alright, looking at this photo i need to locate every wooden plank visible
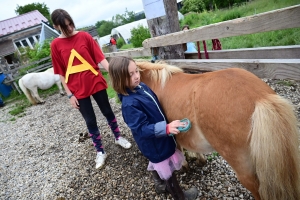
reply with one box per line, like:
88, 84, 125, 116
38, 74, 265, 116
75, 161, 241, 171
185, 45, 300, 59
20, 56, 51, 68
6, 74, 21, 94
143, 5, 300, 48
105, 48, 151, 58
26, 62, 52, 73
165, 59, 300, 80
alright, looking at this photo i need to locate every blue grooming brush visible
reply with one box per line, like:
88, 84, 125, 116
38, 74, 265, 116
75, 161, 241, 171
169, 118, 191, 136
177, 118, 191, 132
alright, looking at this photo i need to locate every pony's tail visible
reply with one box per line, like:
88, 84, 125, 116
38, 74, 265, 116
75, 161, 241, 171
250, 94, 300, 200
18, 78, 37, 105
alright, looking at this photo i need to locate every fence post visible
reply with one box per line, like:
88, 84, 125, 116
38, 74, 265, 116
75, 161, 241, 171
6, 74, 22, 94
144, 0, 185, 60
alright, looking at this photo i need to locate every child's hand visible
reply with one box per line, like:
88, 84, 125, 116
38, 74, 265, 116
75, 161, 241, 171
168, 120, 186, 135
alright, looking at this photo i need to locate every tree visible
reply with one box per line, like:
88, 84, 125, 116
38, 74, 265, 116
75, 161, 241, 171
97, 21, 116, 36
95, 20, 107, 29
130, 25, 151, 48
180, 0, 206, 14
15, 3, 51, 24
112, 8, 135, 26
95, 8, 136, 36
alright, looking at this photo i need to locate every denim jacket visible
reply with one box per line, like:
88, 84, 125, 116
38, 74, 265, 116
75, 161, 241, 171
119, 82, 176, 163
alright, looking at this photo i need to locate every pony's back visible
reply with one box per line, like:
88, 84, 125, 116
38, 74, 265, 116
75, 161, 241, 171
137, 62, 300, 200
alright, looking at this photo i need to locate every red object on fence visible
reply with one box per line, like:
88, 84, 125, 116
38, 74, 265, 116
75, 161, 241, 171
197, 41, 201, 59
203, 41, 209, 59
212, 39, 222, 50
197, 39, 222, 59
196, 41, 209, 59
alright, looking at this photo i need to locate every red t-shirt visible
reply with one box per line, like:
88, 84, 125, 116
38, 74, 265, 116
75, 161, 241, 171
51, 31, 107, 99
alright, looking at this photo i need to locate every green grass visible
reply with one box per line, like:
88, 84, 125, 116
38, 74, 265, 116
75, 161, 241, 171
120, 43, 134, 50
180, 0, 300, 49
207, 152, 219, 161
102, 72, 117, 99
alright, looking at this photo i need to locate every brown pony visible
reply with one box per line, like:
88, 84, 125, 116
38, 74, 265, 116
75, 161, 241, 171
136, 61, 300, 200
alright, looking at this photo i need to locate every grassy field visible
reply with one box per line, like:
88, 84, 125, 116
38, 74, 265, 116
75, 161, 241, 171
2, 0, 299, 117
121, 0, 300, 50
180, 0, 300, 50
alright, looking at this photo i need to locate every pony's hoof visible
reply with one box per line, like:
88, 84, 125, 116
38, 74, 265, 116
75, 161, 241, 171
196, 159, 207, 167
38, 101, 45, 104
181, 164, 190, 172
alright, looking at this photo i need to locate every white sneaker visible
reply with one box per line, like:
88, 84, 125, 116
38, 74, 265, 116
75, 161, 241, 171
95, 152, 107, 169
115, 137, 132, 149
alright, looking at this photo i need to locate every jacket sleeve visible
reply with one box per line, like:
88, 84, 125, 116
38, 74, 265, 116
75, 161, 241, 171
122, 103, 167, 139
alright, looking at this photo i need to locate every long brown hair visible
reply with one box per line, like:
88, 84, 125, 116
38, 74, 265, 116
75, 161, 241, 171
51, 9, 75, 37
109, 56, 135, 95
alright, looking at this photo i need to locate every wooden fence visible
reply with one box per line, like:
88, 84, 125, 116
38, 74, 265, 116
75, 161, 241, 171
0, 56, 52, 94
1, 5, 300, 96
105, 5, 300, 81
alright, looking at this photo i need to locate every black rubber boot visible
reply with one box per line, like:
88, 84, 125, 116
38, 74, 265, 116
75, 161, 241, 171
151, 171, 167, 194
165, 173, 185, 200
165, 173, 198, 200
183, 187, 198, 200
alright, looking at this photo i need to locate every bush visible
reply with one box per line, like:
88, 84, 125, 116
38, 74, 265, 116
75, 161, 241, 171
28, 38, 52, 61
16, 38, 54, 75
180, 0, 207, 14
180, 0, 248, 14
130, 25, 151, 48
221, 10, 242, 21
117, 37, 125, 49
181, 13, 200, 27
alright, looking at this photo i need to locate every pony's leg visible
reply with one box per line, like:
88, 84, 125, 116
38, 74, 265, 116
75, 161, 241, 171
195, 153, 206, 167
185, 151, 207, 167
56, 81, 64, 95
235, 168, 260, 199
223, 154, 260, 199
29, 87, 44, 104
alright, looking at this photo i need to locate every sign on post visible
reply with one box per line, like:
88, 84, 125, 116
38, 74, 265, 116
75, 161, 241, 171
142, 0, 166, 20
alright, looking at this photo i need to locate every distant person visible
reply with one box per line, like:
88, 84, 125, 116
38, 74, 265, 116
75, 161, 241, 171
182, 25, 197, 53
0, 97, 4, 107
50, 9, 132, 170
110, 36, 117, 52
109, 56, 198, 200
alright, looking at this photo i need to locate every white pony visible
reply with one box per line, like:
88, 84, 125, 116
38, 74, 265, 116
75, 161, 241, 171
18, 67, 64, 105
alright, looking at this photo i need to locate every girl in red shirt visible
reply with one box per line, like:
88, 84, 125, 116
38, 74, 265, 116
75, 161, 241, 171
50, 9, 132, 169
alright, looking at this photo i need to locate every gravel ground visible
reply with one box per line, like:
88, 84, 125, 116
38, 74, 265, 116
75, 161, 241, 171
0, 78, 299, 200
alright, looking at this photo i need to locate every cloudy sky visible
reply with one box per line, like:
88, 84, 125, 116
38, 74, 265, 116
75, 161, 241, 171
0, 0, 145, 28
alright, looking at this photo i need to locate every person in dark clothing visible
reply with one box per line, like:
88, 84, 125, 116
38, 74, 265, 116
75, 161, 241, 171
50, 9, 131, 170
108, 56, 198, 200
0, 97, 4, 107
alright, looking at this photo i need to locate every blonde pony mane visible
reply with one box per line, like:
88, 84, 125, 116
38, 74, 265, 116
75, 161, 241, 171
136, 61, 183, 88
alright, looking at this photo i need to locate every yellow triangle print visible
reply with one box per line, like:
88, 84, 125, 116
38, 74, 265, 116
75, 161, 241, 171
65, 49, 99, 83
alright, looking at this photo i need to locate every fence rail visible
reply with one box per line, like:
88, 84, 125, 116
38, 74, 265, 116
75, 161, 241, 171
1, 56, 52, 94
104, 5, 300, 80
1, 5, 300, 96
